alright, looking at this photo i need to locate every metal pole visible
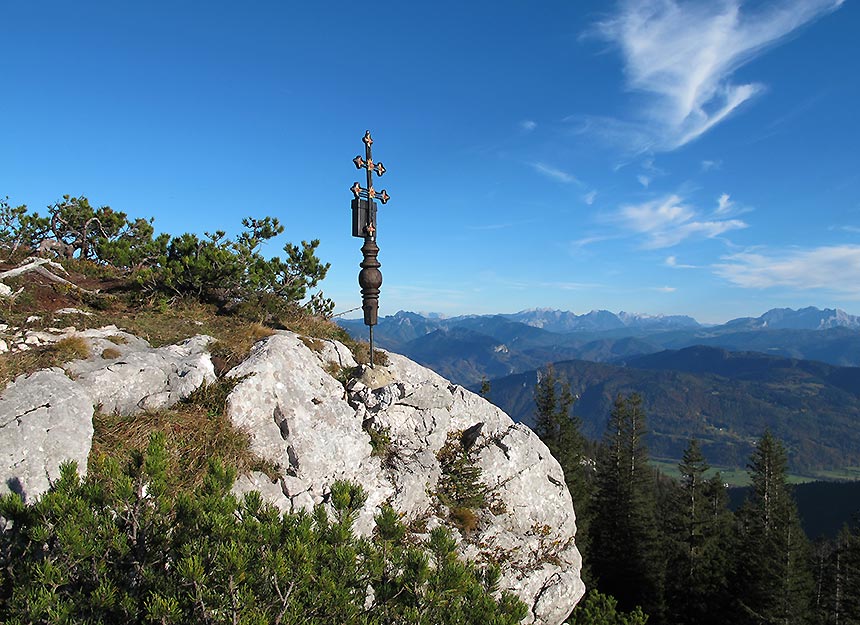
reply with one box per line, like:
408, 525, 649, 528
350, 130, 390, 370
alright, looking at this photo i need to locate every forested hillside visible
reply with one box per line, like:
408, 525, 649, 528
483, 346, 860, 475
530, 370, 860, 625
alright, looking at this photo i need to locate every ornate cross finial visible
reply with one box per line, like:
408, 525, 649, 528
351, 130, 390, 205
349, 130, 391, 367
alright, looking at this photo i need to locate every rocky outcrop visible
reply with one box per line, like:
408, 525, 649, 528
228, 332, 584, 624
0, 327, 584, 624
67, 332, 216, 414
0, 369, 93, 502
0, 328, 216, 500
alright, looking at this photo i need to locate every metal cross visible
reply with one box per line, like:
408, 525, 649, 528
351, 130, 390, 236
350, 130, 391, 367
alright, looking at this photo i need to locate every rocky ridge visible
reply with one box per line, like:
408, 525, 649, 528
0, 327, 584, 624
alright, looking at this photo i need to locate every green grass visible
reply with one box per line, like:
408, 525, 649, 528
651, 458, 860, 487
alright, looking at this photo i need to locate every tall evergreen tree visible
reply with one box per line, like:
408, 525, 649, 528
734, 431, 814, 625
813, 523, 860, 625
590, 394, 664, 622
665, 439, 734, 625
533, 365, 593, 576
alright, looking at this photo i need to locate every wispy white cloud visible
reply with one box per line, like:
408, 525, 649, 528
665, 255, 699, 269
829, 225, 860, 234
716, 193, 733, 214
713, 192, 754, 218
701, 159, 722, 172
530, 162, 581, 185
653, 286, 677, 293
571, 233, 617, 249
520, 119, 537, 132
588, 0, 843, 152
583, 190, 598, 205
612, 194, 747, 248
714, 244, 860, 296
637, 174, 651, 188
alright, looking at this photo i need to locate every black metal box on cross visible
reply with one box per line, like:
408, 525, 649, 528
351, 198, 377, 239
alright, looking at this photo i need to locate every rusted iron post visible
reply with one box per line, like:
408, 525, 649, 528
350, 130, 390, 367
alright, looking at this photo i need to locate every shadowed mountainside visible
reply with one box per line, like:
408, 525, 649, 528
481, 346, 860, 476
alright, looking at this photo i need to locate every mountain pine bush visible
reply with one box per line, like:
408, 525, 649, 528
0, 435, 527, 625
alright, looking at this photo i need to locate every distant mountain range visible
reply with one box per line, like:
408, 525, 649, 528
339, 307, 860, 386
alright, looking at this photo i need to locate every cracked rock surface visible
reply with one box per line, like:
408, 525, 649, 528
67, 332, 216, 414
0, 326, 584, 623
0, 369, 93, 501
0, 328, 217, 501
227, 332, 584, 625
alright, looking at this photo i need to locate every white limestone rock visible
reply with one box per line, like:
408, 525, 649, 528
227, 333, 390, 535
66, 333, 216, 415
0, 369, 94, 501
0, 324, 583, 622
225, 331, 584, 624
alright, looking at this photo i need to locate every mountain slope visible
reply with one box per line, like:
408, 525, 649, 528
484, 347, 860, 475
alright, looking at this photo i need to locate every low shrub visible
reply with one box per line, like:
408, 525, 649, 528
0, 438, 528, 625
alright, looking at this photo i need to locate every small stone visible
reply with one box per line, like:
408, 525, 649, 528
16, 343, 30, 351
0, 283, 12, 297
0, 323, 8, 331
358, 365, 396, 390
24, 334, 42, 346
346, 378, 367, 393
25, 316, 41, 324
55, 308, 93, 316
0, 340, 8, 353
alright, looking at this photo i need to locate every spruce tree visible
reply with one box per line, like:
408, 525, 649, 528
533, 365, 593, 575
665, 439, 734, 625
734, 431, 814, 625
813, 524, 860, 625
590, 394, 664, 622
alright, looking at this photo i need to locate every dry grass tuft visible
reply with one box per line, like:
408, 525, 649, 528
0, 336, 90, 387
299, 335, 324, 353
51, 336, 91, 362
351, 341, 390, 366
278, 308, 352, 343
0, 352, 48, 388
106, 334, 128, 345
90, 376, 278, 491
449, 506, 479, 534
90, 408, 279, 491
101, 347, 122, 360
248, 322, 276, 342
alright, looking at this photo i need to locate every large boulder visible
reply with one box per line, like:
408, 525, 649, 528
0, 369, 94, 501
67, 331, 216, 414
228, 332, 584, 624
0, 328, 216, 501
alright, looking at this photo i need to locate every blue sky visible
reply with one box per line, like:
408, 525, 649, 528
2, 1, 858, 323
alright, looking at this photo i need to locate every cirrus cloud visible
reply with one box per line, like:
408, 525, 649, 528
586, 0, 843, 152
612, 194, 747, 248
714, 245, 860, 297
